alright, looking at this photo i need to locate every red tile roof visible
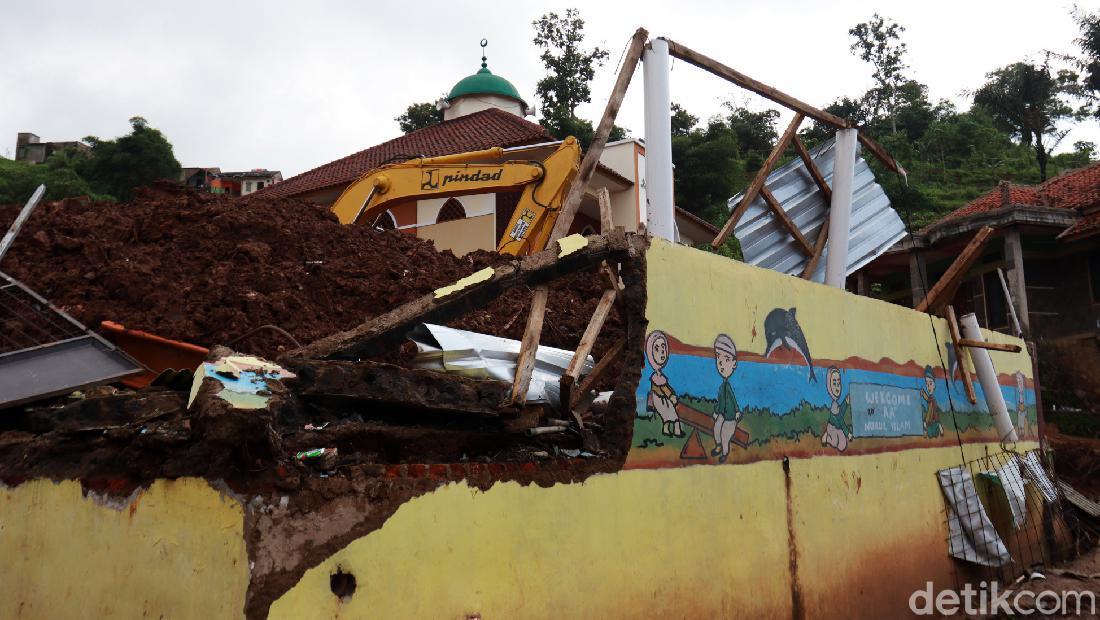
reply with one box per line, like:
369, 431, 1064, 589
258, 108, 550, 199
931, 161, 1100, 240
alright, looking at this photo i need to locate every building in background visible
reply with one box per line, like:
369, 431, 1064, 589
14, 132, 90, 164
256, 48, 716, 256
209, 169, 283, 196
180, 167, 221, 191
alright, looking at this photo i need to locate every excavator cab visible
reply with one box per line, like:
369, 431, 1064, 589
329, 137, 581, 256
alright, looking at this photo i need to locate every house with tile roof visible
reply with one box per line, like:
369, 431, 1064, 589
862, 161, 1100, 345
256, 46, 716, 256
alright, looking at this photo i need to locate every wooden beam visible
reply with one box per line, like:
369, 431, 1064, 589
800, 214, 829, 279
549, 28, 648, 244
560, 286, 617, 408
760, 186, 813, 255
712, 113, 804, 248
857, 133, 902, 175
509, 285, 549, 405
792, 136, 831, 202
915, 226, 994, 314
284, 231, 636, 361
597, 187, 614, 233
288, 359, 512, 418
945, 305, 978, 405
569, 337, 625, 410
664, 39, 850, 130
958, 339, 1023, 353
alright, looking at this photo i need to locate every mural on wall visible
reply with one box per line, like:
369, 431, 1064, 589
627, 306, 1039, 470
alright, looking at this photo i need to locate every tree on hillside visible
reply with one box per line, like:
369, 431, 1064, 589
972, 61, 1078, 180
79, 116, 181, 200
849, 14, 909, 133
396, 101, 443, 133
532, 9, 626, 147
1073, 7, 1100, 117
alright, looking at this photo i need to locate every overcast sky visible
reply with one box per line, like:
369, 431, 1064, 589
2, 0, 1096, 179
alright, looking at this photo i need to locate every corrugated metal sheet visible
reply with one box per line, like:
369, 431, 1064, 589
731, 137, 906, 282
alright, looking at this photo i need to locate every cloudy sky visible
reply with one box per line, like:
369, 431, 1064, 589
1, 0, 1095, 179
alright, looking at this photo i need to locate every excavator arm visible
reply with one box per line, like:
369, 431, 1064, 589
330, 137, 580, 256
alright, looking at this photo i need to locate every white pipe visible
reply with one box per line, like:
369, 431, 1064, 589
960, 312, 1018, 443
643, 37, 675, 242
0, 184, 45, 265
824, 129, 857, 287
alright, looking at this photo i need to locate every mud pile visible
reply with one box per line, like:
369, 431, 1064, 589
0, 182, 623, 360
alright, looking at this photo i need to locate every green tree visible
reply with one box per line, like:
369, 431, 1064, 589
0, 157, 103, 204
1074, 7, 1100, 117
849, 14, 909, 133
972, 61, 1078, 180
396, 101, 443, 133
79, 116, 181, 200
531, 9, 626, 147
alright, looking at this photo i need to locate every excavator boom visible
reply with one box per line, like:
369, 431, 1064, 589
330, 137, 581, 256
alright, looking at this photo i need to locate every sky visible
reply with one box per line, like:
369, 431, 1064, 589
1, 0, 1097, 179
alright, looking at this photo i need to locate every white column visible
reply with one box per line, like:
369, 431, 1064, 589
824, 128, 858, 287
643, 37, 675, 241
960, 312, 1019, 443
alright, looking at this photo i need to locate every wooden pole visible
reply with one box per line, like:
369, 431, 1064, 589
508, 285, 549, 405
712, 113, 804, 248
560, 287, 618, 407
800, 214, 829, 279
549, 28, 648, 244
996, 267, 1023, 338
945, 305, 978, 405
915, 226, 994, 314
760, 186, 813, 255
569, 337, 626, 410
857, 133, 902, 175
958, 339, 1023, 353
791, 136, 831, 202
597, 187, 614, 233
664, 40, 850, 129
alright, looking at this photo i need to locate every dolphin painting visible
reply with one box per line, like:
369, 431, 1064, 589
763, 308, 817, 383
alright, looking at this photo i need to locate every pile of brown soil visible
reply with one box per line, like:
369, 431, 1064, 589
0, 182, 623, 360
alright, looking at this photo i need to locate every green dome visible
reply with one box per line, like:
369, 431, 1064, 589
447, 42, 527, 108
447, 67, 526, 107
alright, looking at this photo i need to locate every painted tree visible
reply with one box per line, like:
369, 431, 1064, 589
972, 61, 1078, 180
849, 14, 909, 134
532, 9, 624, 147
396, 101, 443, 134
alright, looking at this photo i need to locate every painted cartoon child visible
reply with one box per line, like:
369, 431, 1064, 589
821, 366, 852, 453
921, 365, 944, 438
710, 334, 740, 463
645, 330, 683, 437
1015, 371, 1030, 434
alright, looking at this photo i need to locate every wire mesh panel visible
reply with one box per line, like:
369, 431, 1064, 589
0, 271, 142, 408
940, 448, 1077, 587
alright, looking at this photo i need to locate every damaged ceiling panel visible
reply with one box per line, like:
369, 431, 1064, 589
730, 137, 906, 282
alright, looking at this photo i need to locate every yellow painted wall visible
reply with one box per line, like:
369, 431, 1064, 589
0, 478, 248, 620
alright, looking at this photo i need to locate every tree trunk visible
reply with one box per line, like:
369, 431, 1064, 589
1035, 131, 1048, 181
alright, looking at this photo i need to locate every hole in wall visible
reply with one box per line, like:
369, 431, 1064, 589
330, 567, 357, 600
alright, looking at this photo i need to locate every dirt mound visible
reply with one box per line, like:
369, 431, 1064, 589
0, 182, 622, 359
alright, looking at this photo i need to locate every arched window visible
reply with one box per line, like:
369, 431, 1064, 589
580, 225, 597, 236
436, 198, 466, 223
372, 210, 397, 231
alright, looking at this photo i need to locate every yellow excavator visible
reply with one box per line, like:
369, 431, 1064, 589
330, 136, 581, 256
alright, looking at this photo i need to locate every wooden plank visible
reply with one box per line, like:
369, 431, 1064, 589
800, 213, 829, 279
760, 186, 813, 254
549, 28, 648, 244
945, 305, 978, 405
597, 187, 614, 233
570, 337, 625, 409
563, 288, 617, 383
857, 132, 902, 175
284, 232, 635, 361
792, 136, 831, 202
713, 113, 804, 248
288, 359, 512, 418
958, 339, 1023, 353
664, 39, 850, 130
509, 285, 549, 405
915, 226, 994, 313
